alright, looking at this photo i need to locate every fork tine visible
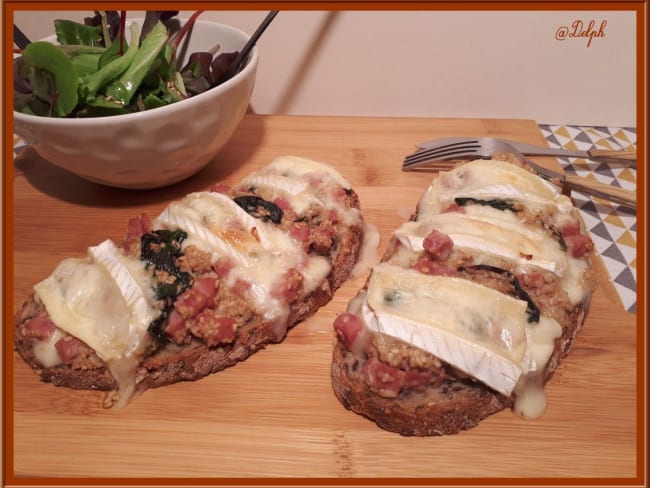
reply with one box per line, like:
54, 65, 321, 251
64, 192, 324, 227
403, 150, 482, 167
402, 160, 457, 172
403, 141, 483, 166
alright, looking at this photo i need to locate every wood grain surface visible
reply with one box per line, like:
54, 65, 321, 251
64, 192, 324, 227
9, 115, 639, 481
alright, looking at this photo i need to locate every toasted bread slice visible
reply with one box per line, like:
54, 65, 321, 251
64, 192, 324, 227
330, 154, 597, 436
14, 156, 364, 407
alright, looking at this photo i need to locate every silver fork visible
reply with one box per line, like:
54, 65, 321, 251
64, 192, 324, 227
402, 137, 636, 209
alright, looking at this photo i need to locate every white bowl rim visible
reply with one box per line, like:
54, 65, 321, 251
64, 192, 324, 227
13, 18, 258, 125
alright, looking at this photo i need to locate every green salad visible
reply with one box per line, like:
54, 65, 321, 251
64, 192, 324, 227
14, 10, 240, 117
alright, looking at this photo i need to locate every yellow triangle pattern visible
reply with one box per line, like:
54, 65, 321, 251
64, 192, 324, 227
605, 213, 625, 228
616, 230, 636, 248
554, 126, 571, 139
613, 129, 632, 144
617, 168, 637, 184
541, 124, 637, 312
564, 139, 579, 150
595, 138, 614, 149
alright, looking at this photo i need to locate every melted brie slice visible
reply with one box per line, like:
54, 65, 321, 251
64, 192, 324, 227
33, 239, 159, 405
363, 263, 561, 396
263, 155, 352, 189
239, 156, 361, 226
154, 190, 331, 321
395, 212, 568, 274
417, 159, 572, 217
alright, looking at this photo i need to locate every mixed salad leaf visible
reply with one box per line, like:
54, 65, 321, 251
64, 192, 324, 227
14, 10, 241, 117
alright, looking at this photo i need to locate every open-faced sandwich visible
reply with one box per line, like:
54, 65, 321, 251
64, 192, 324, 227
331, 153, 598, 436
14, 156, 364, 408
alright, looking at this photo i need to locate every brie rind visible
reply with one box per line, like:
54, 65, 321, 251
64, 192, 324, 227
417, 159, 572, 217
265, 155, 352, 189
154, 190, 331, 318
33, 239, 158, 362
238, 174, 317, 215
364, 263, 535, 395
394, 212, 567, 274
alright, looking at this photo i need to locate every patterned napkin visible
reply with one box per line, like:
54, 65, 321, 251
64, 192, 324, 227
538, 125, 637, 313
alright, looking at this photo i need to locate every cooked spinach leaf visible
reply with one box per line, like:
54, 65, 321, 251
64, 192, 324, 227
454, 197, 517, 212
234, 195, 284, 224
460, 264, 540, 324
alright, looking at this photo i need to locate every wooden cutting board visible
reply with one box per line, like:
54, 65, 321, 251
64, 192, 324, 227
9, 115, 638, 480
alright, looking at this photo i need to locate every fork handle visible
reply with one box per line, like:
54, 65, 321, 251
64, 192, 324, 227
564, 175, 636, 208
588, 149, 637, 163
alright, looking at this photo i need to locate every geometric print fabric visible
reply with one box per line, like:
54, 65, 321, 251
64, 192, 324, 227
538, 124, 637, 313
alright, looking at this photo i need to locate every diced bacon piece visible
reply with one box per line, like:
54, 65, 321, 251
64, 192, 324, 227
443, 203, 466, 213
362, 357, 406, 398
413, 254, 455, 276
328, 208, 340, 223
333, 313, 364, 351
23, 315, 56, 340
560, 219, 582, 237
273, 196, 292, 211
210, 182, 232, 194
232, 278, 252, 295
422, 229, 454, 260
188, 310, 236, 346
55, 336, 85, 363
194, 277, 218, 302
558, 219, 593, 258
174, 277, 218, 318
518, 271, 546, 289
127, 213, 153, 236
122, 213, 152, 253
310, 226, 336, 253
564, 233, 593, 258
404, 368, 443, 390
270, 268, 304, 302
213, 257, 234, 278
332, 187, 348, 200
289, 221, 310, 242
165, 309, 187, 344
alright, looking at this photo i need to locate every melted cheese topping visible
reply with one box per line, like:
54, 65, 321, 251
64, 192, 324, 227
354, 159, 589, 418
31, 158, 361, 407
32, 329, 64, 368
239, 156, 360, 226
155, 190, 331, 323
417, 159, 572, 217
412, 161, 591, 306
396, 212, 567, 274
33, 239, 159, 407
363, 263, 562, 396
153, 157, 361, 324
261, 156, 352, 189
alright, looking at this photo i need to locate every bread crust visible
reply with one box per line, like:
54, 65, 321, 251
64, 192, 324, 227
331, 340, 510, 436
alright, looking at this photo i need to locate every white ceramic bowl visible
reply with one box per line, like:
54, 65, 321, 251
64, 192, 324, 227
13, 18, 258, 189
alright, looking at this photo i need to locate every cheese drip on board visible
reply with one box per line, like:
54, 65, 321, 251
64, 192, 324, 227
33, 239, 159, 407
